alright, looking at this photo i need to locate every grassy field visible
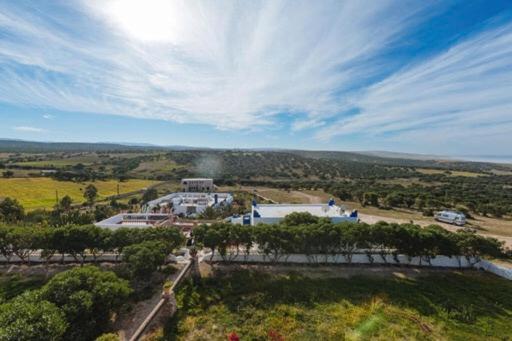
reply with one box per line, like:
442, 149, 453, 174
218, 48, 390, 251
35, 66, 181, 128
416, 168, 484, 177
165, 269, 512, 340
129, 158, 183, 178
0, 177, 159, 210
13, 155, 102, 168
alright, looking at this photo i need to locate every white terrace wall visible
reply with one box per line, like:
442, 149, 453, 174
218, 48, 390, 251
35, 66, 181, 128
207, 253, 477, 268
474, 260, 512, 280
207, 253, 512, 280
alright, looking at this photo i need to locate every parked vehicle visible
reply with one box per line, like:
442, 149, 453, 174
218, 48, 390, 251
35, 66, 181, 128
435, 210, 466, 226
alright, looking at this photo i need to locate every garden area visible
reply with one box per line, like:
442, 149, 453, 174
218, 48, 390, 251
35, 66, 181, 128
165, 269, 512, 340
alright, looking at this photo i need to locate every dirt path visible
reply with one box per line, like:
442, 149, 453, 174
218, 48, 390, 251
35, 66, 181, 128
359, 213, 512, 248
233, 186, 512, 248
114, 263, 184, 340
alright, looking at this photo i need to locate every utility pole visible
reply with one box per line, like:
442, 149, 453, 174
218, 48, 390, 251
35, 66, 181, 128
55, 190, 59, 205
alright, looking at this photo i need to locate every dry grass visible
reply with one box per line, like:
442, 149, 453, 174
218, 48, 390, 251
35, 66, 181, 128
416, 168, 484, 177
13, 155, 102, 168
129, 159, 182, 177
0, 177, 159, 210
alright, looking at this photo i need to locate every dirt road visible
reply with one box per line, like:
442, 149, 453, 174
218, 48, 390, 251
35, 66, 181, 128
359, 213, 512, 248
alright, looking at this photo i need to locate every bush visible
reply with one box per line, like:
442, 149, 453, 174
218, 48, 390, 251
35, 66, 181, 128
123, 241, 168, 279
40, 266, 132, 341
0, 292, 67, 341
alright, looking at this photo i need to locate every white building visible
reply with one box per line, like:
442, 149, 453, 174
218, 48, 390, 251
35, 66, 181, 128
144, 192, 233, 217
229, 199, 358, 226
181, 178, 214, 192
96, 191, 233, 229
95, 213, 173, 229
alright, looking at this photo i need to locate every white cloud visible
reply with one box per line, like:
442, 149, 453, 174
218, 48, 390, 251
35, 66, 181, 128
42, 114, 54, 119
316, 21, 512, 153
291, 118, 325, 132
0, 0, 434, 130
12, 126, 46, 133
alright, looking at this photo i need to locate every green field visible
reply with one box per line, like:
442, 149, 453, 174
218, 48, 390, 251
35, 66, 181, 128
0, 178, 159, 210
13, 155, 102, 168
166, 270, 512, 340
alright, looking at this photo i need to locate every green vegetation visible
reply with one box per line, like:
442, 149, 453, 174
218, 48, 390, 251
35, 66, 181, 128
41, 266, 132, 341
0, 266, 131, 341
123, 241, 169, 278
0, 225, 185, 265
0, 274, 46, 301
0, 178, 158, 210
0, 291, 68, 341
1, 142, 511, 218
167, 270, 512, 340
192, 220, 506, 264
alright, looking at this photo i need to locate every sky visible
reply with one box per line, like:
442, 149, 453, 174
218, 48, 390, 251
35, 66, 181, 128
0, 0, 511, 155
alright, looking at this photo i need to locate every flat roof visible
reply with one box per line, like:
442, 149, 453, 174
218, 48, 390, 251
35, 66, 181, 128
145, 192, 232, 207
253, 204, 346, 218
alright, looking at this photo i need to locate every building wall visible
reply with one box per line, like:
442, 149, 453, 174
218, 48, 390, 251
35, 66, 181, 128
181, 178, 214, 192
250, 216, 357, 226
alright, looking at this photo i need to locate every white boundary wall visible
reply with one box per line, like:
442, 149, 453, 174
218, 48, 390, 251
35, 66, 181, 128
474, 260, 512, 280
207, 253, 476, 267
206, 253, 512, 280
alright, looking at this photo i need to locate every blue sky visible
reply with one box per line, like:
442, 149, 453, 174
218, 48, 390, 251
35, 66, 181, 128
1, 0, 511, 155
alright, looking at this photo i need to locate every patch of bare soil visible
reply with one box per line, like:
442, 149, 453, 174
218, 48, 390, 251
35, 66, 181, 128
359, 213, 512, 248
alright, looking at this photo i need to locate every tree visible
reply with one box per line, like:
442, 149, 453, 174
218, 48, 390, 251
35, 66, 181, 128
128, 197, 139, 207
123, 241, 168, 278
363, 192, 379, 207
0, 227, 14, 263
141, 188, 158, 204
0, 292, 68, 341
0, 198, 25, 222
199, 206, 218, 219
62, 225, 105, 264
2, 170, 14, 178
41, 266, 132, 341
415, 197, 425, 210
282, 212, 319, 226
96, 333, 120, 341
59, 195, 73, 211
8, 227, 40, 263
84, 184, 98, 205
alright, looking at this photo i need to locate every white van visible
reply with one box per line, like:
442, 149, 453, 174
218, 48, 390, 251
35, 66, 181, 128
434, 210, 466, 226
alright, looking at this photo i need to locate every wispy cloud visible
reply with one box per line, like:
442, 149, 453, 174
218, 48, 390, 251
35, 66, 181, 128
42, 114, 54, 119
12, 126, 46, 133
316, 21, 512, 152
0, 0, 434, 130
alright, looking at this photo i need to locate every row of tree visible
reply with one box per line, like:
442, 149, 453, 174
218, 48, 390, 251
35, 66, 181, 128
231, 178, 512, 218
192, 215, 505, 265
0, 225, 185, 265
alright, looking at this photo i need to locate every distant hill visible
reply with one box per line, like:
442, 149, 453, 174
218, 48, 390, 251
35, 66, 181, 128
0, 139, 211, 153
0, 139, 510, 172
355, 150, 449, 161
